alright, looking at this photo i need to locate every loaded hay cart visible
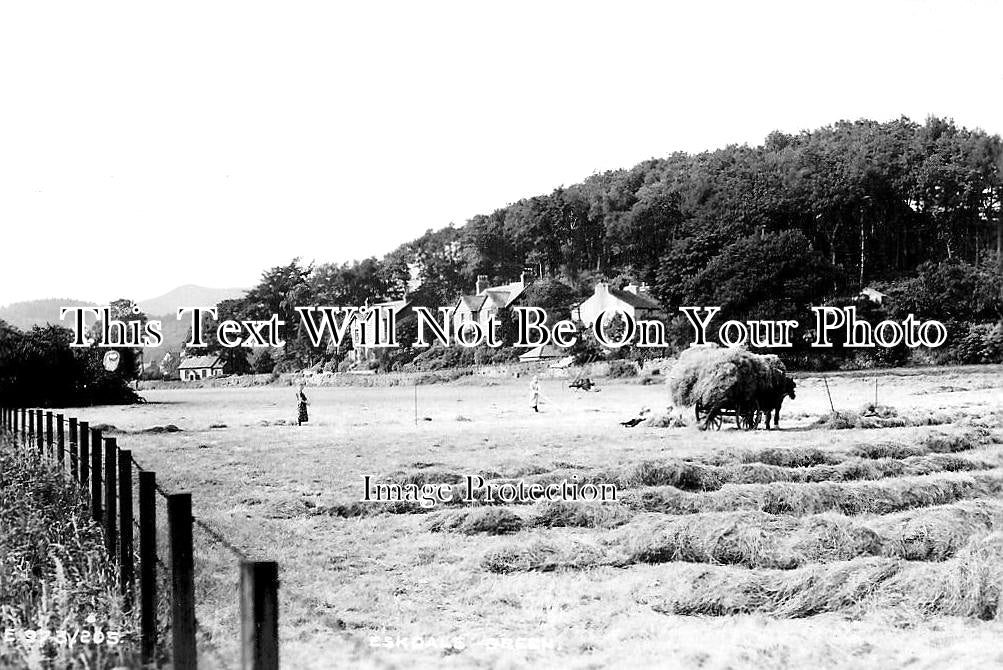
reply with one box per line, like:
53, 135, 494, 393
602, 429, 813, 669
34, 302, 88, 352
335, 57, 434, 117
668, 346, 788, 431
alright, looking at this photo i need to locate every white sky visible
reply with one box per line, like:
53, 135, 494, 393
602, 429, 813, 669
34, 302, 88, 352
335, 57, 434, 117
1, 0, 1001, 306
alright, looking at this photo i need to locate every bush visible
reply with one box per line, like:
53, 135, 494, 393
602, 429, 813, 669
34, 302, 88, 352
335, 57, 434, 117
950, 323, 1003, 364
607, 360, 638, 378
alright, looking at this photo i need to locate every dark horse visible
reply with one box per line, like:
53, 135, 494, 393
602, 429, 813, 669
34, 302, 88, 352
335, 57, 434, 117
757, 376, 797, 430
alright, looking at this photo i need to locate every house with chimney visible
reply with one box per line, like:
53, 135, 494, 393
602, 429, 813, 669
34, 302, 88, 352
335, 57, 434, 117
572, 282, 663, 328
451, 272, 533, 333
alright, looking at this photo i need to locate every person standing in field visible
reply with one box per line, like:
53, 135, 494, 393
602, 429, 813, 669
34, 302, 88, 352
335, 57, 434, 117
296, 382, 310, 426
529, 375, 541, 413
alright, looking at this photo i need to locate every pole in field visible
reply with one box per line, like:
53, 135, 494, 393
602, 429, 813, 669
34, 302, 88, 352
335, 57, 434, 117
822, 376, 835, 413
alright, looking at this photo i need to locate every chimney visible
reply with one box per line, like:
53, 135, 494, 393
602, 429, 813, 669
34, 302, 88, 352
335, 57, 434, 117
476, 275, 489, 294
638, 283, 651, 295
624, 282, 639, 295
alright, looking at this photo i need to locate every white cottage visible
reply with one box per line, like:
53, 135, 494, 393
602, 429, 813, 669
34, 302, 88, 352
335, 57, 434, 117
573, 282, 663, 327
178, 354, 225, 381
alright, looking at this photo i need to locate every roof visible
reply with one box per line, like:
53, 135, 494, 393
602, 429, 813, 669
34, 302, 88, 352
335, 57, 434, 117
367, 298, 411, 311
519, 344, 567, 361
607, 287, 662, 310
459, 295, 486, 312
178, 354, 224, 369
454, 281, 528, 314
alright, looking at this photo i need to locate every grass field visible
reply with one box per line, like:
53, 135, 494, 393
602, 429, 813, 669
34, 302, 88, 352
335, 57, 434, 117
57, 364, 1003, 669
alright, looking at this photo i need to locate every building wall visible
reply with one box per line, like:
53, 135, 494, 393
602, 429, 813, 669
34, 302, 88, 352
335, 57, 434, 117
577, 293, 636, 327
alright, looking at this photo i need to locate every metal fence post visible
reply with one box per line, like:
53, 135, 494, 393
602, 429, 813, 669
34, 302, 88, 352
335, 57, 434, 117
240, 561, 279, 670
168, 493, 197, 670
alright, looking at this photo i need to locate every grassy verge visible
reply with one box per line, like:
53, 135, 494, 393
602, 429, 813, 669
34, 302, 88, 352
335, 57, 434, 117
0, 434, 137, 669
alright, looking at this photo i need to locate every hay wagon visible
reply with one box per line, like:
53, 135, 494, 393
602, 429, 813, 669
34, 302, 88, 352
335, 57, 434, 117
694, 400, 762, 431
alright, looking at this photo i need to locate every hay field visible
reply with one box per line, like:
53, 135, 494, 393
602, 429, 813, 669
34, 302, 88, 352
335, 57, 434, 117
59, 365, 1003, 669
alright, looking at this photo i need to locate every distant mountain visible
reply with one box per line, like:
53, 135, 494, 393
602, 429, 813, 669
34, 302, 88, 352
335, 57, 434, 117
0, 298, 97, 330
138, 285, 247, 317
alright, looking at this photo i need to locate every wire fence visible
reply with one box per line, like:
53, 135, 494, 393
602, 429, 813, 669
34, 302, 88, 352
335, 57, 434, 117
0, 406, 279, 670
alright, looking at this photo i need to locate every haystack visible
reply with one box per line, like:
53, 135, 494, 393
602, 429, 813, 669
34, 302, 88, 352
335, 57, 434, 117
667, 346, 781, 412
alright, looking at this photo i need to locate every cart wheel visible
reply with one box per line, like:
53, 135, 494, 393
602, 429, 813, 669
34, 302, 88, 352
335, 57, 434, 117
738, 413, 758, 431
708, 413, 723, 431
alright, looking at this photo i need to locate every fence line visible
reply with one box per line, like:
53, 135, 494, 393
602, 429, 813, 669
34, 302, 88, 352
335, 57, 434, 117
0, 406, 280, 670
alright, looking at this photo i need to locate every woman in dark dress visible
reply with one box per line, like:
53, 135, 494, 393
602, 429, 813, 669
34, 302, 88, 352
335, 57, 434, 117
296, 383, 310, 426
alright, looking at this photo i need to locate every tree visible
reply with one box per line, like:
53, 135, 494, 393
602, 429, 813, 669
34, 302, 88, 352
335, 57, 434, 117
252, 350, 276, 374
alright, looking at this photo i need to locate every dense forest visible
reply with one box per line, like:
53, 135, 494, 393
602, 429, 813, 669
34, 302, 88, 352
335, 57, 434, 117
212, 116, 1000, 372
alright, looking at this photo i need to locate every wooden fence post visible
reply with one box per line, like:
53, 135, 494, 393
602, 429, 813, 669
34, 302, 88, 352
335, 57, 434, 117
240, 561, 279, 670
56, 414, 65, 468
118, 449, 134, 610
90, 429, 103, 524
168, 493, 197, 670
12, 408, 18, 441
79, 422, 90, 490
36, 410, 43, 454
28, 410, 34, 447
69, 418, 78, 481
45, 411, 53, 456
104, 437, 118, 558
139, 471, 158, 665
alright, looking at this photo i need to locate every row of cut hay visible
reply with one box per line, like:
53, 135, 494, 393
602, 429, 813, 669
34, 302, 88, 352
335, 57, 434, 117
329, 457, 997, 519
706, 447, 841, 468
423, 500, 636, 535
869, 499, 1003, 561
394, 453, 992, 504
377, 426, 999, 498
814, 407, 959, 430
482, 536, 612, 573
615, 499, 1003, 568
609, 454, 990, 489
658, 532, 1003, 619
845, 427, 999, 459
623, 470, 1003, 516
425, 507, 524, 534
612, 511, 882, 569
477, 500, 1003, 571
